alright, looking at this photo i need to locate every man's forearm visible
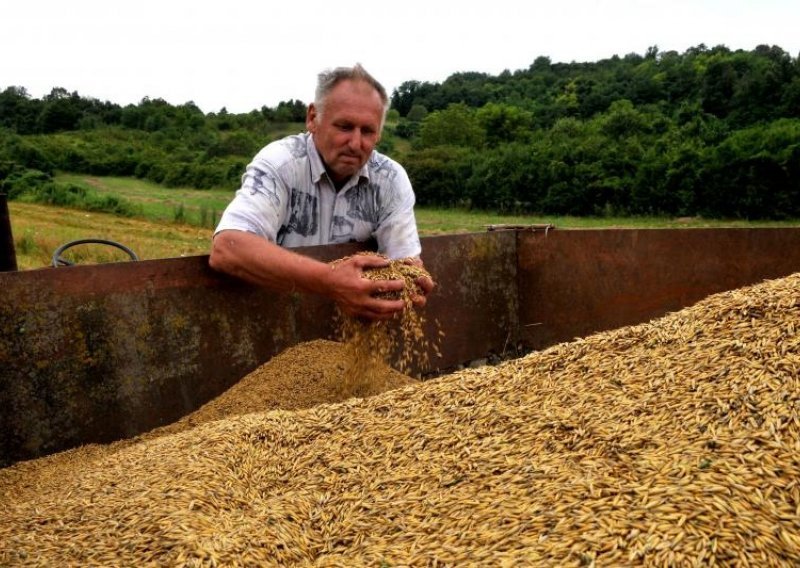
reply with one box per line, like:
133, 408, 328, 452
209, 229, 411, 320
209, 230, 333, 297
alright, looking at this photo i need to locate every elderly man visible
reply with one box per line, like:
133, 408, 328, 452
209, 64, 434, 320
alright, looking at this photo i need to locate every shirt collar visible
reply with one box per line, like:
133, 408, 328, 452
306, 132, 370, 188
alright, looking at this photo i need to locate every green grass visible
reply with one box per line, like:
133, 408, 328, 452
56, 173, 800, 237
56, 173, 235, 227
9, 174, 800, 271
413, 208, 800, 235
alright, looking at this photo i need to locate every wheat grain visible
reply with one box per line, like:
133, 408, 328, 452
1, 273, 799, 566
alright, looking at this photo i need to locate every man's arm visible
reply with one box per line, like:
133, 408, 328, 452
209, 229, 406, 320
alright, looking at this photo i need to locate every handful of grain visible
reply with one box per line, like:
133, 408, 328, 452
333, 252, 438, 397
330, 251, 430, 302
361, 256, 429, 302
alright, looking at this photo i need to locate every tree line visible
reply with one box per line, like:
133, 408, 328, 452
2, 43, 799, 219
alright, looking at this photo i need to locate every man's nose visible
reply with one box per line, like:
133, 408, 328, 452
348, 129, 362, 150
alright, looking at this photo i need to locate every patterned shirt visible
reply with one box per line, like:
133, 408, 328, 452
215, 132, 422, 259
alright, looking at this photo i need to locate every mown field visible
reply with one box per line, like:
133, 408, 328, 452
7, 174, 800, 270
8, 202, 213, 270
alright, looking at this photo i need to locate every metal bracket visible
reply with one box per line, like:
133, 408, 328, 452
485, 223, 555, 235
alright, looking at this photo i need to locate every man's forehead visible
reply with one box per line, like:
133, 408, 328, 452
324, 81, 383, 121
331, 78, 380, 96
328, 80, 381, 102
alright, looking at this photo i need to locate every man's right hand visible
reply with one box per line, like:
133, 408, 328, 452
326, 254, 406, 321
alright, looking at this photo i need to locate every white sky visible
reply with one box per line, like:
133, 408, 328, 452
2, 0, 799, 114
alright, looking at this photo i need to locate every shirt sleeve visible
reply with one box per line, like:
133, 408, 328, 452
214, 159, 287, 242
373, 164, 422, 260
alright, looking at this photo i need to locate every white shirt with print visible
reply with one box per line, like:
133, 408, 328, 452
215, 132, 422, 260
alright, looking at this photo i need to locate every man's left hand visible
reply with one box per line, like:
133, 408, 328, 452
404, 257, 436, 308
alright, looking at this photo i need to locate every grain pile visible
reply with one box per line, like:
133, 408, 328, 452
0, 340, 417, 507
2, 273, 800, 566
170, 338, 418, 431
335, 252, 439, 396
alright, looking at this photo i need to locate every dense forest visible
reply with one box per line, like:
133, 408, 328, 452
2, 44, 800, 219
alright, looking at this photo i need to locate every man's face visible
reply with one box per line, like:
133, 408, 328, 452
306, 79, 383, 185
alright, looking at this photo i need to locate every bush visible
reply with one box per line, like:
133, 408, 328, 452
5, 171, 139, 217
465, 143, 545, 212
1, 168, 53, 199
404, 146, 475, 207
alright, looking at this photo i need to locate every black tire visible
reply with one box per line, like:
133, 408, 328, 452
52, 239, 139, 267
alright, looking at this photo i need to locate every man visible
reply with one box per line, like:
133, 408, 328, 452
209, 64, 434, 321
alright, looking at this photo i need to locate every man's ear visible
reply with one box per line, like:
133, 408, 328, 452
306, 104, 317, 133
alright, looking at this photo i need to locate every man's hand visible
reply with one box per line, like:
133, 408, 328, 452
210, 231, 433, 322
327, 254, 406, 321
404, 257, 436, 309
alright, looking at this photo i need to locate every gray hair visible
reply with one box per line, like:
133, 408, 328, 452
314, 63, 390, 125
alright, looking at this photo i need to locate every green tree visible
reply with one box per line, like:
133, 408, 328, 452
466, 143, 544, 211
391, 80, 438, 117
0, 87, 39, 133
417, 103, 485, 149
403, 146, 475, 206
37, 87, 83, 132
274, 99, 307, 122
599, 100, 651, 138
476, 102, 534, 147
406, 104, 428, 122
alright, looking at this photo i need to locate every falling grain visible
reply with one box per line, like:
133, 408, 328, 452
335, 252, 438, 396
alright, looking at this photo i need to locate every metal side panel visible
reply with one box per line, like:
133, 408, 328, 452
0, 242, 361, 465
0, 232, 517, 465
518, 228, 800, 351
419, 231, 519, 373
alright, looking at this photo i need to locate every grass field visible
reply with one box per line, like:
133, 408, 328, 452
8, 202, 212, 270
7, 173, 800, 270
412, 208, 800, 234
57, 173, 235, 227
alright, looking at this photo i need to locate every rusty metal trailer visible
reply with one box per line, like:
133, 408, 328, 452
2, 227, 800, 466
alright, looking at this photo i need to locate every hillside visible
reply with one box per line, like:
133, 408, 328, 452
2, 44, 799, 219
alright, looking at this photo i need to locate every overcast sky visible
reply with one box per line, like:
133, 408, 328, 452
3, 0, 799, 114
